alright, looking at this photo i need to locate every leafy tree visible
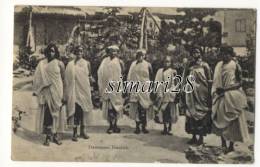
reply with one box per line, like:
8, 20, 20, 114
159, 8, 220, 56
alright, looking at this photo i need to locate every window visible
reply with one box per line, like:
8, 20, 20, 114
235, 19, 246, 32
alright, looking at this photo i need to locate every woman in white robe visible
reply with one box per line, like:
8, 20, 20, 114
154, 56, 179, 135
97, 45, 124, 134
64, 45, 93, 141
33, 43, 65, 146
127, 49, 153, 134
212, 46, 250, 153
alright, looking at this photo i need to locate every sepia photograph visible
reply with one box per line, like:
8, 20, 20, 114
11, 5, 256, 163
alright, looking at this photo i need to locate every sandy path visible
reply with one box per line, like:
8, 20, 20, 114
11, 79, 253, 163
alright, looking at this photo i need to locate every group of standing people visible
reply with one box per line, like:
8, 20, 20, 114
33, 43, 250, 154
184, 46, 250, 153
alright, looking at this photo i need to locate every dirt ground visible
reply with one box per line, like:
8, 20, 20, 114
11, 77, 254, 163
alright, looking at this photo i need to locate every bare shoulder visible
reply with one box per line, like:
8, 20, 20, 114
39, 58, 47, 64
58, 60, 65, 69
118, 59, 124, 66
202, 61, 210, 68
145, 60, 152, 67
82, 58, 90, 65
85, 60, 91, 68
172, 68, 177, 73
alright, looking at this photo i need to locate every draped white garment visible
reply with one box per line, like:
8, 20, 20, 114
97, 56, 124, 113
212, 60, 250, 142
65, 58, 93, 122
33, 59, 63, 116
154, 68, 177, 103
33, 59, 64, 133
186, 62, 211, 120
154, 68, 179, 123
127, 60, 152, 109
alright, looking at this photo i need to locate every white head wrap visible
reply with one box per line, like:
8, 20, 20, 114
108, 45, 119, 51
136, 48, 147, 55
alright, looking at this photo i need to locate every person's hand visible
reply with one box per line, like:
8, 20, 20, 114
216, 87, 225, 95
156, 96, 163, 102
62, 98, 67, 105
89, 76, 95, 84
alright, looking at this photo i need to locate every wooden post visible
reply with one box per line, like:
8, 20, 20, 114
144, 13, 148, 50
139, 8, 146, 49
145, 8, 161, 31
26, 7, 35, 52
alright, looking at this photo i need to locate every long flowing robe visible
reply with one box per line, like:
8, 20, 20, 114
127, 60, 153, 120
154, 68, 179, 123
65, 58, 93, 126
212, 60, 250, 142
186, 62, 211, 120
33, 59, 65, 134
97, 56, 124, 121
185, 62, 212, 135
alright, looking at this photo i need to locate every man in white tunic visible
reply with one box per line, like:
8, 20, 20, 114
154, 56, 179, 135
212, 45, 250, 153
65, 45, 93, 141
128, 49, 153, 134
98, 45, 124, 134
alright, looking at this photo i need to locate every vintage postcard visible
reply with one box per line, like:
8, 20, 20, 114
12, 6, 256, 163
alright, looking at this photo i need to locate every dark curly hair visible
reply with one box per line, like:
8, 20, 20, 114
220, 45, 234, 56
44, 43, 60, 59
191, 48, 202, 62
73, 45, 85, 55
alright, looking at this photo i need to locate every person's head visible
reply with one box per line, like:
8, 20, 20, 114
136, 49, 146, 61
182, 57, 188, 64
164, 56, 172, 68
233, 56, 238, 63
77, 19, 86, 30
220, 45, 234, 63
107, 45, 119, 58
74, 45, 84, 59
192, 48, 202, 65
44, 43, 59, 60
195, 57, 202, 65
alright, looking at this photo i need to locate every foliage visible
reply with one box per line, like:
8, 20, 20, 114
159, 9, 220, 55
236, 32, 256, 82
17, 46, 34, 70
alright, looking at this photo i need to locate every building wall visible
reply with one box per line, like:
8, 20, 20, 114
222, 9, 256, 47
14, 14, 80, 57
204, 9, 256, 47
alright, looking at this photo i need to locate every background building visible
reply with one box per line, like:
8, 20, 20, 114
14, 6, 86, 58
206, 9, 256, 56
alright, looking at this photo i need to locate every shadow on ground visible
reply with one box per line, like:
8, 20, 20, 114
123, 131, 190, 153
12, 127, 43, 145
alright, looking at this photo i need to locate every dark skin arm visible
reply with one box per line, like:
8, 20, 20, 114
59, 61, 66, 103
235, 63, 243, 84
202, 62, 213, 96
182, 61, 190, 79
59, 60, 65, 81
87, 61, 95, 84
119, 59, 125, 77
203, 62, 212, 81
148, 62, 153, 80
